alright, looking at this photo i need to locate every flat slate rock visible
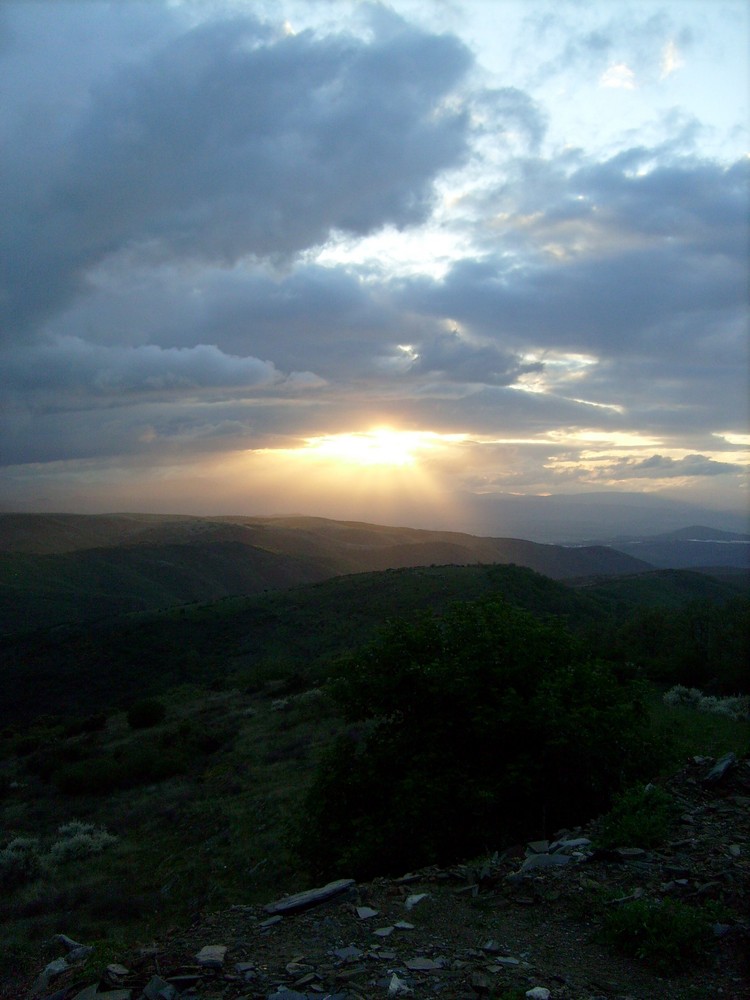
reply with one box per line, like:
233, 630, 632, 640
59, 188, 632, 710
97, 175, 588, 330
703, 752, 737, 786
264, 878, 356, 915
520, 853, 572, 872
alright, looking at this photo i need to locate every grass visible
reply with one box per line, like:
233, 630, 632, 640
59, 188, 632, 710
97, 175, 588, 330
647, 688, 750, 775
0, 680, 340, 985
594, 783, 678, 849
599, 897, 719, 974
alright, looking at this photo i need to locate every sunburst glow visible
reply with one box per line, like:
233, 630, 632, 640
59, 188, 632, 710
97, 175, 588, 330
302, 428, 440, 467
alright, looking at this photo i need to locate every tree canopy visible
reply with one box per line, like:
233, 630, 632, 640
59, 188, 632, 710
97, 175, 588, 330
299, 597, 653, 878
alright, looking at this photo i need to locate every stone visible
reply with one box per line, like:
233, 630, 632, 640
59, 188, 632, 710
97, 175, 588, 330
728, 844, 742, 857
105, 963, 130, 980
332, 946, 364, 961
356, 905, 379, 919
196, 944, 227, 969
526, 840, 550, 854
703, 752, 737, 786
142, 976, 178, 1000
373, 925, 395, 937
31, 958, 68, 994
526, 989, 551, 1000
388, 973, 413, 995
394, 920, 415, 929
166, 975, 200, 991
549, 837, 591, 854
70, 987, 98, 1000
519, 853, 571, 872
53, 934, 86, 952
260, 915, 283, 928
613, 847, 648, 860
404, 892, 429, 909
404, 957, 444, 971
76, 991, 131, 1000
264, 878, 356, 915
471, 971, 493, 991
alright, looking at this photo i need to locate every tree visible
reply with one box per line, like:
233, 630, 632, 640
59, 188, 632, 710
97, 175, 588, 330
299, 598, 653, 878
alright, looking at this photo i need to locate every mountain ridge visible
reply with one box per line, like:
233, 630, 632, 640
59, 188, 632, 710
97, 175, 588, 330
0, 513, 651, 634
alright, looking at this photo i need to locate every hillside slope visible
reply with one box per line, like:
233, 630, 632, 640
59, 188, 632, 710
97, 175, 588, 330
0, 513, 650, 633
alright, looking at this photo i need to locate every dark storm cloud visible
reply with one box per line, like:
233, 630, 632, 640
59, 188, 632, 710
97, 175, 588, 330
0, 5, 472, 339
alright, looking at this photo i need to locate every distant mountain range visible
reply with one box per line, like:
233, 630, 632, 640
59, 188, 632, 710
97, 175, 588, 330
459, 491, 750, 542
0, 512, 747, 634
588, 525, 750, 570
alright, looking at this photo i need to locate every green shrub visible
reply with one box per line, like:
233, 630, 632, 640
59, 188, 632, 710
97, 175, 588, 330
127, 698, 167, 729
600, 898, 713, 973
48, 822, 118, 862
0, 837, 45, 891
595, 784, 677, 849
298, 597, 655, 878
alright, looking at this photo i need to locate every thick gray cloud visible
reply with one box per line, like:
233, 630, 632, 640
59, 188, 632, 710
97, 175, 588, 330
401, 152, 747, 353
0, 4, 471, 337
586, 454, 745, 481
0, 338, 289, 395
406, 329, 543, 385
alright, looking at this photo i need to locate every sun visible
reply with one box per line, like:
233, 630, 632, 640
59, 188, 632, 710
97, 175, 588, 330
302, 428, 429, 467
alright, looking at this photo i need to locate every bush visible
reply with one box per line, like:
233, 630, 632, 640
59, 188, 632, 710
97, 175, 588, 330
663, 685, 750, 721
127, 698, 166, 729
48, 822, 118, 863
600, 898, 713, 973
595, 783, 677, 849
298, 598, 654, 878
0, 837, 45, 891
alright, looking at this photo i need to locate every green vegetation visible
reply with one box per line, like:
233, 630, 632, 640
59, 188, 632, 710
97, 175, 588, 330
599, 596, 750, 693
649, 689, 750, 774
298, 598, 653, 877
0, 558, 747, 989
600, 898, 718, 974
594, 784, 678, 849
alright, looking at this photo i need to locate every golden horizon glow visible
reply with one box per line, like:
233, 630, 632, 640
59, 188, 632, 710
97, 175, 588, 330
298, 427, 468, 468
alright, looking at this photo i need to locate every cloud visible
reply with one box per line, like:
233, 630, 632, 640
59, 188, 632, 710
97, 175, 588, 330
0, 2, 746, 519
627, 453, 743, 478
600, 63, 636, 90
0, 5, 472, 339
0, 338, 291, 396
406, 329, 543, 386
660, 39, 685, 79
399, 150, 748, 359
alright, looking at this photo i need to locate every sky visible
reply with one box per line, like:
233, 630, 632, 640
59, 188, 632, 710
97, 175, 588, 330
1, 0, 748, 532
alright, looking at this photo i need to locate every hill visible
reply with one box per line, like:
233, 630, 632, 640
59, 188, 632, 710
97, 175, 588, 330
2, 560, 747, 728
0, 513, 651, 633
605, 524, 750, 571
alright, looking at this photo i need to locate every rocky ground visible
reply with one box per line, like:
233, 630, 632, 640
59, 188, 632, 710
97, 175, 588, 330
14, 755, 750, 1000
